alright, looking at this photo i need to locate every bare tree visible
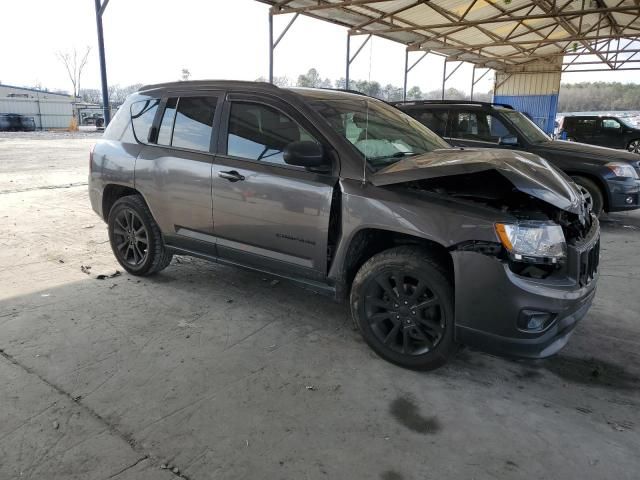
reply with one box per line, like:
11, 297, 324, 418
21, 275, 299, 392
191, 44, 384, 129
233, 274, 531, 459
181, 68, 191, 81
57, 47, 91, 98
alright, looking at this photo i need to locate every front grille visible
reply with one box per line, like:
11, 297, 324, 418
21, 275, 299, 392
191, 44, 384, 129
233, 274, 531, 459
567, 214, 600, 287
578, 237, 599, 287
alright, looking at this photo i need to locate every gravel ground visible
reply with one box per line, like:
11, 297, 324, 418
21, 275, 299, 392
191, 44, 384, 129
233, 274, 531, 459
0, 132, 639, 480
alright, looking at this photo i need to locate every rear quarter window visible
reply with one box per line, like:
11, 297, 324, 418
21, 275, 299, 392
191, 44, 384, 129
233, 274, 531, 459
103, 104, 135, 143
130, 99, 160, 143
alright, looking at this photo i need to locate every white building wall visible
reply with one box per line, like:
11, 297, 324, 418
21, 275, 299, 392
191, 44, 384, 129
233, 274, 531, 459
0, 86, 75, 129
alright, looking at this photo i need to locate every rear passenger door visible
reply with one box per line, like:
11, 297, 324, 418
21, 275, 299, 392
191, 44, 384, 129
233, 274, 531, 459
135, 93, 222, 250
447, 109, 515, 148
211, 93, 336, 280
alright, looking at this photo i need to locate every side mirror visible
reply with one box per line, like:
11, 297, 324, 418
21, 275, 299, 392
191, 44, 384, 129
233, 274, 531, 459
283, 141, 328, 170
499, 135, 519, 146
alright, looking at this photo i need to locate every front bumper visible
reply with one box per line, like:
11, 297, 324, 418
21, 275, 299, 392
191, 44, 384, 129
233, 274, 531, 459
452, 222, 599, 359
606, 177, 640, 211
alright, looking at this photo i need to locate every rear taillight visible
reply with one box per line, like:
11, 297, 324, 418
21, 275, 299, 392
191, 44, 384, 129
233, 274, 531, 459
90, 144, 95, 171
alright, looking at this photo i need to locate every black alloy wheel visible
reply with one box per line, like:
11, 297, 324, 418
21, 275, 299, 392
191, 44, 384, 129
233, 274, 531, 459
113, 208, 149, 267
350, 246, 455, 370
107, 195, 173, 276
363, 270, 444, 356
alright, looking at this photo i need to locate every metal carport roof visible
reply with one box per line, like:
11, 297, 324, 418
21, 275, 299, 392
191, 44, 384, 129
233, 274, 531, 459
261, 0, 640, 73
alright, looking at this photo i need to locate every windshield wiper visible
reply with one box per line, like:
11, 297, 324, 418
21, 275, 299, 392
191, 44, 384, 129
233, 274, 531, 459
367, 151, 419, 162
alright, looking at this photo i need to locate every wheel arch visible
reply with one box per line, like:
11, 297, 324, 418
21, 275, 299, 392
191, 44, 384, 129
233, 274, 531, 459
564, 171, 609, 212
102, 184, 145, 221
338, 227, 454, 298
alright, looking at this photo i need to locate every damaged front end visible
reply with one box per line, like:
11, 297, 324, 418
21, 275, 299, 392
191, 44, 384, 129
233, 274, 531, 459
372, 149, 598, 285
371, 149, 600, 357
398, 169, 599, 285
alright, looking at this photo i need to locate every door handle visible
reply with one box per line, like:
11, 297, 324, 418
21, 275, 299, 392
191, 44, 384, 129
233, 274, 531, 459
218, 170, 245, 182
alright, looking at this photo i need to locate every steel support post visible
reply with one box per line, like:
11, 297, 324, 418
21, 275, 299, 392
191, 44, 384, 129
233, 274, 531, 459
269, 13, 274, 83
268, 12, 299, 84
403, 50, 427, 101
94, 0, 111, 126
346, 33, 371, 90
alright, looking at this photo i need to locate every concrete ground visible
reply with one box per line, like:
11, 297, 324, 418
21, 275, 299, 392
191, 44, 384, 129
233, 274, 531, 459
1, 131, 639, 480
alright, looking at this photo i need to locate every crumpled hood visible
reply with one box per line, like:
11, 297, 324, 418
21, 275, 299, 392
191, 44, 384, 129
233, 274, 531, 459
371, 148, 583, 214
539, 139, 640, 163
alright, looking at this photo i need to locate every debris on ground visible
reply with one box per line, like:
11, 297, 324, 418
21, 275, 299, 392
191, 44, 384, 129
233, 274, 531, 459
96, 270, 121, 280
80, 265, 92, 275
305, 385, 317, 391
160, 464, 168, 469
58, 259, 64, 263
53, 420, 59, 430
270, 279, 280, 286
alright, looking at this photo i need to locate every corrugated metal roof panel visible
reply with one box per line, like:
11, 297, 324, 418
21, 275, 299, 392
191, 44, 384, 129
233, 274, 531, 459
260, 0, 640, 70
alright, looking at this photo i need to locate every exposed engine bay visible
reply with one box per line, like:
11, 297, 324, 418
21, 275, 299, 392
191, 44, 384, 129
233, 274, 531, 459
399, 170, 594, 280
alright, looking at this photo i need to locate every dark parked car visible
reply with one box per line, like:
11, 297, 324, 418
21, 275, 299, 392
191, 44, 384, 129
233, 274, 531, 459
559, 115, 640, 153
89, 81, 599, 370
0, 113, 36, 132
394, 100, 640, 216
82, 114, 105, 128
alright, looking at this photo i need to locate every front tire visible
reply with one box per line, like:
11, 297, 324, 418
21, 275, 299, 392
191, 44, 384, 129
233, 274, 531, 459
350, 246, 455, 370
627, 139, 640, 154
571, 176, 604, 216
107, 195, 172, 276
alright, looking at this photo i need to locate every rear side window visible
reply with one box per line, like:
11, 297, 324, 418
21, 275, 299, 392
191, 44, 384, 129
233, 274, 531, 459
409, 109, 448, 136
103, 104, 135, 143
226, 102, 316, 166
574, 118, 597, 133
450, 111, 511, 143
171, 97, 217, 152
130, 99, 160, 143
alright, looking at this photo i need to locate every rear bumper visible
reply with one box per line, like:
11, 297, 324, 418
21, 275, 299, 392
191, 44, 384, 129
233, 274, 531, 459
606, 178, 640, 211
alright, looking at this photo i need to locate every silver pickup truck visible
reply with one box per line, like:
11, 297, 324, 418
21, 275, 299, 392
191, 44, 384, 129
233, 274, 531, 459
89, 81, 599, 370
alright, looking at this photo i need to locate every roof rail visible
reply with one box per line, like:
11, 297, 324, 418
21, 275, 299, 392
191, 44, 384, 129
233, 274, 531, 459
392, 99, 514, 109
137, 79, 279, 93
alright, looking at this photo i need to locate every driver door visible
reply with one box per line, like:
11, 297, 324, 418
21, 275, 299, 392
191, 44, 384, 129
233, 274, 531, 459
594, 118, 624, 149
211, 93, 336, 281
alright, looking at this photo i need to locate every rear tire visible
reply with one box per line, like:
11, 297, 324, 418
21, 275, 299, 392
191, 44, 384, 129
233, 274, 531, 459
107, 195, 172, 276
350, 246, 455, 371
572, 175, 604, 217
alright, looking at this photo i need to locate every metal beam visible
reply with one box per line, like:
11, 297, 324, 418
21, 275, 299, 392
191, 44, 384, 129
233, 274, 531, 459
353, 5, 640, 34
268, 12, 299, 83
274, 0, 391, 14
94, 0, 110, 126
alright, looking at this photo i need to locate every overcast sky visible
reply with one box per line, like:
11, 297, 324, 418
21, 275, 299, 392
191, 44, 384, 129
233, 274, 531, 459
1, 0, 638, 95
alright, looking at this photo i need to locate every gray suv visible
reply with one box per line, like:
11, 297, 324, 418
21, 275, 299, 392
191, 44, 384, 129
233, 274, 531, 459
89, 81, 599, 370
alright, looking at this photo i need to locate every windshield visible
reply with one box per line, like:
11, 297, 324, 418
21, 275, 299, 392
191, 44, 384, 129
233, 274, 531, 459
306, 96, 450, 168
618, 117, 636, 129
502, 110, 550, 144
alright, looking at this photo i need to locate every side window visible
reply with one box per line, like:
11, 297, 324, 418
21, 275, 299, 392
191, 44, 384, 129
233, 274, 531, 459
451, 111, 510, 143
576, 119, 597, 133
602, 118, 621, 130
130, 99, 160, 143
103, 103, 135, 143
227, 102, 317, 166
412, 110, 448, 136
170, 97, 217, 152
157, 97, 177, 146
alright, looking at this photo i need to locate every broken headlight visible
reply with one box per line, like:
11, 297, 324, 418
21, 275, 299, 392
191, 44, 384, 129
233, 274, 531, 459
495, 221, 566, 263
